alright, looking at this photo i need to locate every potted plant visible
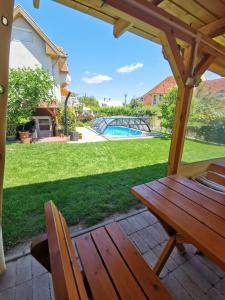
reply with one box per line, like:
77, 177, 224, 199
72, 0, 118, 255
69, 123, 79, 141
18, 117, 31, 143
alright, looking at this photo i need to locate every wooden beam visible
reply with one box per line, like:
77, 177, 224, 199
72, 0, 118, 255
113, 18, 131, 38
105, 0, 194, 44
160, 31, 186, 87
167, 45, 215, 175
0, 0, 14, 274
33, 0, 40, 8
168, 86, 194, 175
200, 17, 225, 38
151, 0, 164, 5
104, 0, 225, 60
194, 54, 216, 77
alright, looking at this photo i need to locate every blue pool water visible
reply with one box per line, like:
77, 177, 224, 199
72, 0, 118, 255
104, 126, 142, 137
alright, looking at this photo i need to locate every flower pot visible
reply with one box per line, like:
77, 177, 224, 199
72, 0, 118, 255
19, 131, 30, 143
70, 131, 79, 141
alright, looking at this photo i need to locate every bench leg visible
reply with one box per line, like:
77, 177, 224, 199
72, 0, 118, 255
153, 236, 176, 276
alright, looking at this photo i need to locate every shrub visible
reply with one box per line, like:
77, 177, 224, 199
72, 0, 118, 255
8, 67, 55, 124
93, 106, 154, 117
58, 105, 76, 134
159, 87, 177, 130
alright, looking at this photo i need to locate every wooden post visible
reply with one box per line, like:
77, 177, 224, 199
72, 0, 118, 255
0, 0, 14, 274
168, 86, 194, 175
160, 31, 216, 175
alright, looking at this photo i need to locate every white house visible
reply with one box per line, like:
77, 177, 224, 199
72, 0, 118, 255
9, 5, 71, 138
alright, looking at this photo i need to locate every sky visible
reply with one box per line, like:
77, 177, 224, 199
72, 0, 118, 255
15, 0, 220, 103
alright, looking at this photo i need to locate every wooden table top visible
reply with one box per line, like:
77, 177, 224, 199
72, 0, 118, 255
131, 174, 225, 271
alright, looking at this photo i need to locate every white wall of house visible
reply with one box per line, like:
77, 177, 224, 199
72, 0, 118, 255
9, 17, 64, 101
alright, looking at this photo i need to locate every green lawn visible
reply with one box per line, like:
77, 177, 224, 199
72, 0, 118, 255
3, 138, 225, 249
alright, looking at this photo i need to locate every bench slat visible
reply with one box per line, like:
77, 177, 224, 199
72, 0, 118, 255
207, 171, 225, 187
76, 233, 119, 300
106, 222, 173, 300
32, 201, 172, 300
59, 213, 88, 300
91, 227, 147, 300
45, 201, 88, 300
208, 163, 225, 176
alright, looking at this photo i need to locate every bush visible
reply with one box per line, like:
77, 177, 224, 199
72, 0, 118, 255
187, 116, 225, 144
58, 105, 76, 134
77, 113, 94, 123
93, 106, 154, 117
159, 87, 177, 130
8, 67, 55, 124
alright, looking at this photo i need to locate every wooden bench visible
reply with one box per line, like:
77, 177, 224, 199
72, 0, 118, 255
31, 201, 172, 300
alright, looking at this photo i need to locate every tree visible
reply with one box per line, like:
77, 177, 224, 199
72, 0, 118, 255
189, 84, 220, 125
129, 97, 143, 108
8, 67, 55, 124
78, 95, 99, 109
160, 87, 177, 130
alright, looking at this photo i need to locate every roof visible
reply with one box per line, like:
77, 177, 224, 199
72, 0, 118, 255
144, 76, 225, 98
43, 0, 225, 77
144, 76, 225, 97
14, 5, 67, 59
203, 78, 225, 93
144, 76, 177, 96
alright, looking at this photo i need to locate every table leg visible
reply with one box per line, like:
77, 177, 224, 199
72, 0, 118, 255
156, 214, 187, 255
153, 236, 176, 276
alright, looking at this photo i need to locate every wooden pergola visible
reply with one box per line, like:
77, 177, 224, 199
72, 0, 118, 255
1, 0, 225, 273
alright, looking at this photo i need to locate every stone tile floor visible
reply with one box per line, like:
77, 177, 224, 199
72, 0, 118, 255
0, 209, 225, 299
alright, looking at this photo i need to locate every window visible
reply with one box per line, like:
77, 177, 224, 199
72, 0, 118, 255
12, 26, 33, 43
152, 95, 157, 106
38, 119, 50, 131
159, 94, 164, 101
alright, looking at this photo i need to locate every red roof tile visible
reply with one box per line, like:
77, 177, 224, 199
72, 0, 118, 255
144, 76, 176, 96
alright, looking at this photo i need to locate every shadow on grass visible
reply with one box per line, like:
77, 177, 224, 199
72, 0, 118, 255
3, 162, 167, 249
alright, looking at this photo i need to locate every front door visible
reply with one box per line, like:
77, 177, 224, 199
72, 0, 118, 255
33, 116, 53, 138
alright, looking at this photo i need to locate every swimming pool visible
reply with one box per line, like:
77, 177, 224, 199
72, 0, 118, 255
104, 126, 142, 137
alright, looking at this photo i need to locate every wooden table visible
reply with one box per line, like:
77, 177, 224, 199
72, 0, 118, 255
131, 174, 225, 275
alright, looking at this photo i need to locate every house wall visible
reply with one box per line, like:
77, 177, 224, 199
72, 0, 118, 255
143, 93, 153, 106
9, 17, 62, 101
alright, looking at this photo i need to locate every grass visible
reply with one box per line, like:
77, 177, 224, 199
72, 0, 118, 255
3, 138, 225, 249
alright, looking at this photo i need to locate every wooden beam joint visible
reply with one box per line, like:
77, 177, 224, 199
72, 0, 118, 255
113, 18, 131, 38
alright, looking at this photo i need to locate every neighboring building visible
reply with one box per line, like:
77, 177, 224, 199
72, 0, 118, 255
10, 5, 71, 137
143, 76, 176, 106
202, 78, 225, 99
143, 76, 225, 108
99, 99, 123, 107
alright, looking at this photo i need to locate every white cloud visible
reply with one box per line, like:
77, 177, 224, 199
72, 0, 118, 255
82, 74, 112, 84
117, 62, 144, 74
